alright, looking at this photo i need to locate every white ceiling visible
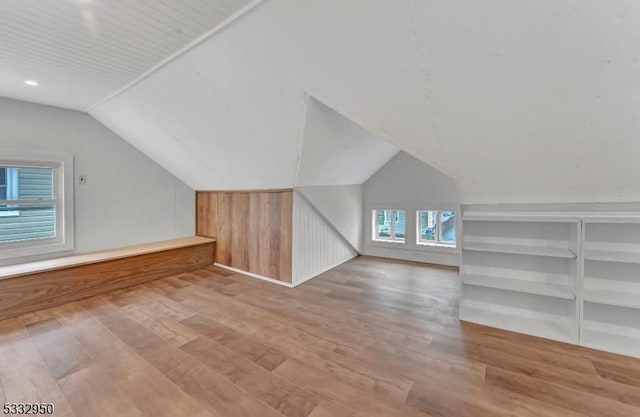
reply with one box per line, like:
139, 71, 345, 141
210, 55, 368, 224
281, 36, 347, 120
7, 0, 640, 203
0, 0, 252, 110
296, 98, 399, 187
92, 0, 640, 203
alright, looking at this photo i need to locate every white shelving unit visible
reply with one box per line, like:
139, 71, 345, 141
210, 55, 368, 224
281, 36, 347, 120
580, 219, 640, 357
460, 210, 640, 358
584, 249, 640, 264
463, 274, 575, 299
460, 215, 580, 344
463, 242, 576, 259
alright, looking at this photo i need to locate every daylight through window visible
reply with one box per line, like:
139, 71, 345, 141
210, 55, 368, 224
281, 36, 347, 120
372, 209, 406, 243
417, 210, 456, 246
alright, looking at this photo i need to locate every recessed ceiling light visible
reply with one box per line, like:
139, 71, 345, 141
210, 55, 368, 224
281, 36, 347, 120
24, 80, 39, 87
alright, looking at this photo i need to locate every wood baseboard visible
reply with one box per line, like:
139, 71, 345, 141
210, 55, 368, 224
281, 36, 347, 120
0, 239, 215, 320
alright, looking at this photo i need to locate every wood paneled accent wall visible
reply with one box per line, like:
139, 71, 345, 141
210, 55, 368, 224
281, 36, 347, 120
196, 190, 293, 283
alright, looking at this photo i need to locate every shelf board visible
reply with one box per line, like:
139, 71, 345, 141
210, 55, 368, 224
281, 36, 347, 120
463, 274, 575, 300
463, 211, 640, 223
583, 289, 640, 309
461, 307, 573, 343
463, 242, 577, 259
463, 212, 581, 222
581, 330, 640, 359
584, 249, 640, 265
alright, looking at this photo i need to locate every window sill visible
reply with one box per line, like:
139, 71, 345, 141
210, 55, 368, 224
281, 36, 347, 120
372, 239, 406, 244
417, 242, 457, 249
0, 240, 74, 262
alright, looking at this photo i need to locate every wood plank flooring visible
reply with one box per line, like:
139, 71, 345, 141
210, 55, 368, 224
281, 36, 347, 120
1, 255, 640, 416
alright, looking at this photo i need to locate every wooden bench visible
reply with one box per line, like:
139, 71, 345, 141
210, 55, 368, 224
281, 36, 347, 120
0, 236, 216, 320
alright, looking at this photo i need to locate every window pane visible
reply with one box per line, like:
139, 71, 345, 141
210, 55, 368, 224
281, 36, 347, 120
440, 211, 456, 243
418, 210, 438, 242
0, 166, 54, 200
0, 204, 56, 243
0, 168, 6, 200
375, 210, 392, 239
394, 210, 406, 240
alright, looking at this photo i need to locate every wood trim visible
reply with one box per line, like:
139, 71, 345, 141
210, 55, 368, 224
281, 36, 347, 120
0, 236, 215, 280
196, 190, 293, 283
196, 188, 293, 194
0, 239, 215, 320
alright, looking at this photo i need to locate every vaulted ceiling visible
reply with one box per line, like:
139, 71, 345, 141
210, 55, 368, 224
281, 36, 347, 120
4, 0, 640, 203
296, 98, 398, 187
0, 0, 252, 110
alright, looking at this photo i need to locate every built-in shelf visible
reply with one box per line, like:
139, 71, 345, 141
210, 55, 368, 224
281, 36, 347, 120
584, 249, 640, 265
463, 212, 581, 222
583, 289, 640, 309
464, 211, 640, 223
463, 242, 576, 259
463, 274, 575, 300
461, 211, 580, 349
460, 210, 640, 358
461, 307, 573, 344
581, 329, 640, 358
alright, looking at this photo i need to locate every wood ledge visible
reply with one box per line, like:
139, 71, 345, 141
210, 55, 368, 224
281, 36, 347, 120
0, 236, 216, 281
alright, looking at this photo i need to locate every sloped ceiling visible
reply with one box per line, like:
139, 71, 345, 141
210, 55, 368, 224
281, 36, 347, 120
91, 0, 640, 203
0, 0, 253, 110
296, 98, 398, 187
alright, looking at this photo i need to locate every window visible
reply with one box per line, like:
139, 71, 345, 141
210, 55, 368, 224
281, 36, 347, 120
0, 151, 74, 260
0, 168, 6, 200
417, 210, 456, 246
372, 209, 405, 243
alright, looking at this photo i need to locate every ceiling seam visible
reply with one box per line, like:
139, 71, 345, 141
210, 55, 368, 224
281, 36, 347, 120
85, 0, 273, 113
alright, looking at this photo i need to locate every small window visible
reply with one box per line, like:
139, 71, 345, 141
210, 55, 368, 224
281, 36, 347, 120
0, 168, 6, 200
372, 209, 405, 243
417, 210, 456, 247
0, 166, 55, 243
0, 151, 74, 260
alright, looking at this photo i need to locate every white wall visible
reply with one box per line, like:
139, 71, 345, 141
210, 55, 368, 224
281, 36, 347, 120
296, 98, 398, 187
292, 191, 358, 285
296, 185, 363, 253
363, 152, 460, 266
0, 97, 194, 263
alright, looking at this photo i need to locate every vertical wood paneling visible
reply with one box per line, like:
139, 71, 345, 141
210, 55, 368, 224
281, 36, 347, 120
279, 192, 293, 281
196, 190, 293, 283
231, 193, 249, 269
292, 192, 357, 285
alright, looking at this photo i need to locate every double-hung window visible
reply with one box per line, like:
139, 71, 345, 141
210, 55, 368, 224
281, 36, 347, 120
372, 209, 406, 243
417, 210, 456, 247
0, 151, 74, 260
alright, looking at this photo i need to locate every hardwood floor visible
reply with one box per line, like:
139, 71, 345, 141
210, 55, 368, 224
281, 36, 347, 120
1, 255, 640, 417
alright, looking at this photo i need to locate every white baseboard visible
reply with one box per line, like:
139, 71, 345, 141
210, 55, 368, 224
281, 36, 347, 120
213, 263, 294, 288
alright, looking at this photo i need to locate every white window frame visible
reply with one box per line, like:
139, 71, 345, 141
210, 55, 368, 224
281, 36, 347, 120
416, 210, 456, 248
372, 209, 405, 243
0, 150, 74, 260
